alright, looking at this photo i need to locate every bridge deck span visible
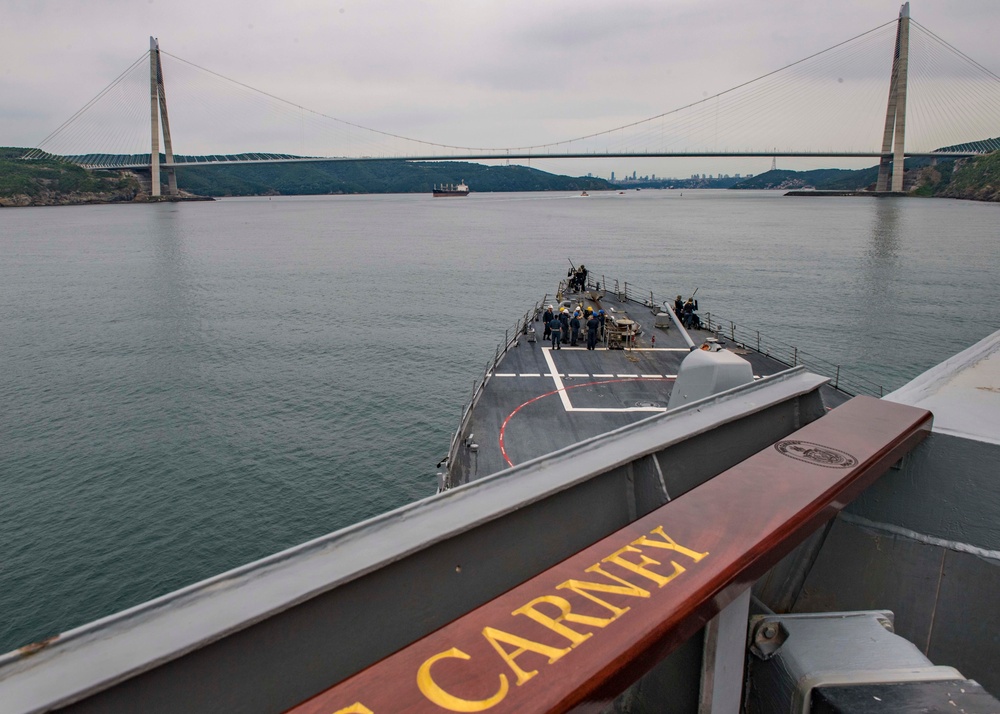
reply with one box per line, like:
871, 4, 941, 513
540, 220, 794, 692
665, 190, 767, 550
79, 150, 983, 170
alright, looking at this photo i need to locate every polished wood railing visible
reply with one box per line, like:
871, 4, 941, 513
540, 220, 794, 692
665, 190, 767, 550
287, 396, 931, 714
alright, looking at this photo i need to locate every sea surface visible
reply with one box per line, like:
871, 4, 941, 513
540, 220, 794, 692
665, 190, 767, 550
1, 190, 998, 653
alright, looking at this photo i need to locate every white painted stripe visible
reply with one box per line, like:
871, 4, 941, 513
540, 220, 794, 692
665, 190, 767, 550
568, 373, 590, 378
619, 347, 689, 352
641, 374, 663, 378
520, 373, 541, 377
542, 348, 573, 412
617, 373, 639, 378
571, 407, 668, 413
593, 374, 615, 378
542, 373, 565, 377
493, 373, 517, 377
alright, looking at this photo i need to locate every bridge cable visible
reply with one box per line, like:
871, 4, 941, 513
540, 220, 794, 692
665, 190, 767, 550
911, 20, 1000, 84
24, 51, 149, 160
159, 19, 896, 156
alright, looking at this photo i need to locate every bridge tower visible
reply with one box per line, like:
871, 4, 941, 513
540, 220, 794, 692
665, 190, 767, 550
149, 37, 178, 197
876, 3, 910, 192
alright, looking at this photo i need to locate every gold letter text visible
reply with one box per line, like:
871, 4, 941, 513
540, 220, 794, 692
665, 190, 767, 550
482, 627, 572, 686
557, 563, 652, 619
602, 545, 685, 587
631, 526, 709, 563
416, 648, 508, 712
514, 595, 615, 646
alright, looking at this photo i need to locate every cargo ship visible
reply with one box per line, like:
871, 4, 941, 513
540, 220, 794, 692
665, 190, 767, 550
433, 181, 470, 197
2, 269, 999, 713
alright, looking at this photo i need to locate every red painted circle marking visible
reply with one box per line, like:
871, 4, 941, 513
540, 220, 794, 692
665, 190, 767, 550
498, 377, 674, 467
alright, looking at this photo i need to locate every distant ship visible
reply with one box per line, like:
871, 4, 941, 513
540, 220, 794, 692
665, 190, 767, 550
432, 181, 469, 197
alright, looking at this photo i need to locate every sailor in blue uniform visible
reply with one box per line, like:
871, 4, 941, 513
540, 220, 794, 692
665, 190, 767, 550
586, 314, 600, 350
548, 315, 563, 349
542, 305, 554, 339
559, 309, 570, 344
569, 312, 581, 346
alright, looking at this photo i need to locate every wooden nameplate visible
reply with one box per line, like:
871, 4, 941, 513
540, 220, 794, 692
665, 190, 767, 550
287, 396, 931, 714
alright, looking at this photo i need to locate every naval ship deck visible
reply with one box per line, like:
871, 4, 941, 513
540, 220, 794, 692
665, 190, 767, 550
446, 276, 852, 486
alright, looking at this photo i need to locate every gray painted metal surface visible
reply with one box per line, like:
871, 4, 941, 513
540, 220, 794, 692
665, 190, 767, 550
699, 589, 752, 713
752, 330, 1000, 699
847, 431, 1000, 552
776, 511, 1000, 697
746, 611, 962, 714
0, 370, 828, 714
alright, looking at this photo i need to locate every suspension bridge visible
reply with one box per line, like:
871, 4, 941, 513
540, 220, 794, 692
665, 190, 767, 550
21, 3, 1000, 196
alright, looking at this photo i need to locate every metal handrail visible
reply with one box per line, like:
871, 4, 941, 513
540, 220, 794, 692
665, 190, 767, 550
598, 276, 885, 398
439, 299, 543, 490
440, 273, 887, 492
701, 313, 885, 397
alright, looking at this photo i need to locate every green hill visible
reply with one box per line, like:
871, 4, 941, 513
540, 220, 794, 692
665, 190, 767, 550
1, 148, 612, 205
730, 167, 874, 191
729, 152, 998, 202
5, 145, 998, 204
937, 151, 1000, 201
934, 137, 1000, 154
0, 147, 140, 206
174, 160, 612, 196
730, 135, 1000, 202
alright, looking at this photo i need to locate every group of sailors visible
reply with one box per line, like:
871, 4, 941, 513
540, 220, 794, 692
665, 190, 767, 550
674, 295, 702, 330
541, 304, 604, 350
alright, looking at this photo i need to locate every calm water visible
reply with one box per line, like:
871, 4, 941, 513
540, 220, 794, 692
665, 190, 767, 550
1, 190, 998, 652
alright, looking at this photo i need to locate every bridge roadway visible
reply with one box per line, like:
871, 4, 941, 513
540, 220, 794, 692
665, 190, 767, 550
79, 150, 984, 170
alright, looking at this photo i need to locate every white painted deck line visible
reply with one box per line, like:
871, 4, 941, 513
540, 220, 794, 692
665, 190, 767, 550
502, 373, 675, 380
540, 350, 679, 413
570, 407, 668, 413
542, 348, 573, 412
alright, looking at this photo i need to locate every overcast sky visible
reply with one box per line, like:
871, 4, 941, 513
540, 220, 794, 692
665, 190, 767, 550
3, 0, 999, 178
